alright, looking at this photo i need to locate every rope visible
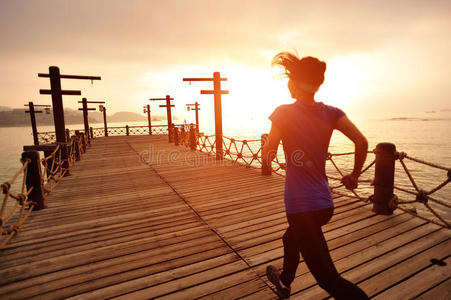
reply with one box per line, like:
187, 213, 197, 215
393, 151, 450, 229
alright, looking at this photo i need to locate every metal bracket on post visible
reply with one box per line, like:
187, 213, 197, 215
183, 72, 228, 160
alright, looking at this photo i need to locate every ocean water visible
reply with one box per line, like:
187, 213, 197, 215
1, 111, 450, 224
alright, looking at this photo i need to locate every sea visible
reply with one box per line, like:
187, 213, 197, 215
1, 111, 450, 223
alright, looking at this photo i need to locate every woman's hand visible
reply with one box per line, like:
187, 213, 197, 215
341, 173, 359, 190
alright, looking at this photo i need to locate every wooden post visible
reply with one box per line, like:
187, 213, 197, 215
183, 72, 228, 160
186, 102, 200, 133
261, 134, 272, 175
126, 125, 129, 136
180, 127, 186, 145
21, 151, 46, 210
72, 134, 81, 161
27, 102, 39, 146
103, 108, 108, 137
149, 96, 175, 142
189, 124, 197, 150
48, 67, 67, 144
146, 104, 152, 135
194, 102, 199, 132
79, 132, 87, 153
174, 127, 179, 146
90, 127, 94, 139
373, 143, 396, 215
81, 98, 90, 145
65, 129, 70, 143
38, 67, 100, 170
213, 72, 223, 160
25, 102, 50, 146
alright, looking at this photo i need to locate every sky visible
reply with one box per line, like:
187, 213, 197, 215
1, 0, 450, 132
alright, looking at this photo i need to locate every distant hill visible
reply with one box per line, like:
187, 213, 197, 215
0, 107, 169, 127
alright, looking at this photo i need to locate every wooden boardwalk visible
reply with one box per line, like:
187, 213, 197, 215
0, 135, 450, 299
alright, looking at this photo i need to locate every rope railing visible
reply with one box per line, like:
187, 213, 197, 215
222, 136, 262, 168
326, 151, 376, 202
181, 134, 449, 229
393, 152, 450, 228
0, 160, 34, 250
0, 132, 88, 249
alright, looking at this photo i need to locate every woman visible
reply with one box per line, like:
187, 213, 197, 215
264, 52, 369, 299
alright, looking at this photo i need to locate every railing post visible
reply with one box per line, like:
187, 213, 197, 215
174, 127, 179, 146
261, 134, 272, 176
126, 125, 129, 136
90, 127, 94, 139
168, 123, 174, 143
189, 125, 197, 150
78, 131, 87, 153
373, 143, 396, 215
21, 151, 46, 210
180, 127, 185, 145
65, 129, 70, 143
73, 135, 81, 161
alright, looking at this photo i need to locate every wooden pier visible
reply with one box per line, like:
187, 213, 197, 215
0, 135, 450, 299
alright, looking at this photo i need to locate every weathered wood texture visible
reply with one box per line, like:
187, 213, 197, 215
0, 135, 449, 299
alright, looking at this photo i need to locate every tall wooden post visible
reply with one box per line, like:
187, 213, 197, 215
212, 72, 223, 159
103, 107, 108, 137
78, 99, 104, 144
21, 151, 46, 210
373, 143, 396, 215
38, 66, 101, 172
144, 104, 152, 135
25, 102, 51, 146
186, 101, 200, 133
149, 96, 175, 142
26, 102, 39, 146
81, 98, 90, 144
48, 67, 67, 144
183, 72, 229, 160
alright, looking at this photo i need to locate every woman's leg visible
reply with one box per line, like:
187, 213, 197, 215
279, 226, 300, 287
290, 208, 369, 299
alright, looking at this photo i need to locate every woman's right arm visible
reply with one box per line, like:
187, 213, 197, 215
334, 115, 368, 190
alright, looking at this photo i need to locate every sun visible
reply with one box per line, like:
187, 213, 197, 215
316, 54, 373, 110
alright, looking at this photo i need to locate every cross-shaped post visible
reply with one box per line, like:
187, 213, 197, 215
143, 104, 152, 135
186, 101, 200, 133
39, 66, 101, 170
24, 101, 51, 146
183, 72, 228, 160
78, 98, 105, 146
149, 95, 175, 142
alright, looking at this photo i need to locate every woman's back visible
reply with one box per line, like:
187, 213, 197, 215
270, 100, 345, 213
